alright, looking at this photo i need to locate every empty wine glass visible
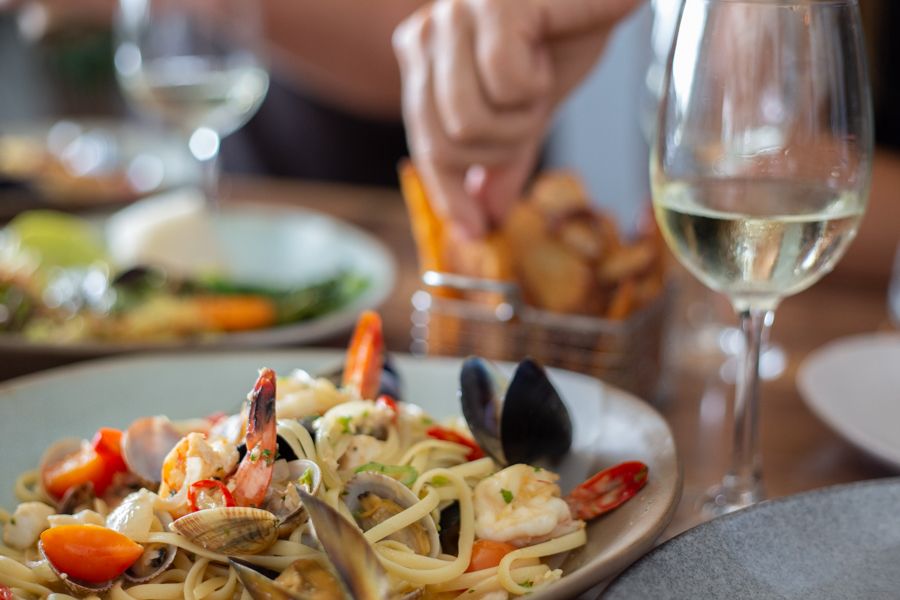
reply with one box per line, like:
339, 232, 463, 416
113, 0, 269, 201
653, 0, 873, 517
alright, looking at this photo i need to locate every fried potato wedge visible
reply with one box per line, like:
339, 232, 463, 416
518, 239, 593, 314
398, 160, 447, 273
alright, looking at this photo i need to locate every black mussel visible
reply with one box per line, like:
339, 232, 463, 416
237, 434, 299, 463
438, 501, 461, 556
460, 357, 572, 466
300, 490, 391, 600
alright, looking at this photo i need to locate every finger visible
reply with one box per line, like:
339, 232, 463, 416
467, 140, 542, 227
432, 0, 548, 146
395, 9, 487, 238
538, 0, 643, 38
465, 0, 553, 107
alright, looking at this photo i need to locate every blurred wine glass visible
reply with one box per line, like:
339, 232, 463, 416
113, 0, 269, 202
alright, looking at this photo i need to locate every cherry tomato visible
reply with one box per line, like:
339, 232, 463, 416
0, 584, 13, 600
40, 525, 143, 584
466, 539, 518, 572
426, 426, 485, 461
43, 428, 129, 498
188, 479, 237, 512
91, 428, 127, 472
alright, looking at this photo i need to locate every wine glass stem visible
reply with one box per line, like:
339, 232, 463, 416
200, 151, 220, 208
727, 307, 773, 501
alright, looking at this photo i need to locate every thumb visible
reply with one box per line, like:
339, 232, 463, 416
538, 0, 643, 38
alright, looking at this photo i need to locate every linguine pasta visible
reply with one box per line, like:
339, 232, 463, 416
0, 365, 589, 600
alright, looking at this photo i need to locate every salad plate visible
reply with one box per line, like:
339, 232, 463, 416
0, 203, 396, 369
604, 478, 900, 599
0, 350, 681, 598
797, 332, 900, 469
0, 118, 200, 205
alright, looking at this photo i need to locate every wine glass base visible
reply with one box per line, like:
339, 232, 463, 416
698, 478, 764, 520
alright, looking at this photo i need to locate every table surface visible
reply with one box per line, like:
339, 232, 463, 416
3, 177, 897, 543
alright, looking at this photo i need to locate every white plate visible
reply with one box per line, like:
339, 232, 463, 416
0, 204, 395, 356
0, 352, 681, 599
0, 119, 200, 204
797, 332, 900, 469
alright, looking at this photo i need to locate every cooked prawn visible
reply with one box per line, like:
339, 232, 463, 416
157, 433, 238, 514
231, 367, 278, 508
473, 464, 583, 547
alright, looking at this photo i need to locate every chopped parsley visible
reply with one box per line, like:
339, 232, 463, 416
355, 462, 418, 486
421, 417, 434, 426
533, 466, 542, 472
338, 415, 353, 434
501, 489, 514, 504
298, 467, 315, 490
430, 475, 450, 487
521, 581, 534, 589
8, 518, 15, 526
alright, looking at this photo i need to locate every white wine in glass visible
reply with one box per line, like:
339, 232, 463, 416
653, 0, 872, 516
114, 0, 270, 200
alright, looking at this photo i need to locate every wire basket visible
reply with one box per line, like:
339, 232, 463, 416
410, 271, 671, 401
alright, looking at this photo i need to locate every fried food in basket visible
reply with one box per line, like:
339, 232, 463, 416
400, 164, 666, 320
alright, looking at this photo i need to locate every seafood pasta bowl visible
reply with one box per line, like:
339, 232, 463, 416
0, 350, 680, 599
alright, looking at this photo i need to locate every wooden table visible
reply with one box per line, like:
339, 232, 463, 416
3, 177, 897, 540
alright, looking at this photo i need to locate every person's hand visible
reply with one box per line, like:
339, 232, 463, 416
393, 0, 641, 238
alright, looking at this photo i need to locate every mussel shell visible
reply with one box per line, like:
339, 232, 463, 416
170, 507, 278, 555
231, 559, 306, 600
238, 434, 299, 463
301, 490, 391, 600
438, 501, 461, 556
459, 357, 506, 463
501, 358, 572, 464
39, 540, 115, 596
460, 357, 572, 466
343, 472, 440, 558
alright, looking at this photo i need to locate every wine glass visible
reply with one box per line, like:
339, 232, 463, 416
653, 0, 873, 517
113, 0, 270, 201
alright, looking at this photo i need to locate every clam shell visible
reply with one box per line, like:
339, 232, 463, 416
231, 557, 345, 600
171, 507, 278, 555
124, 512, 176, 583
123, 542, 177, 584
121, 416, 183, 485
343, 472, 440, 558
39, 540, 116, 596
